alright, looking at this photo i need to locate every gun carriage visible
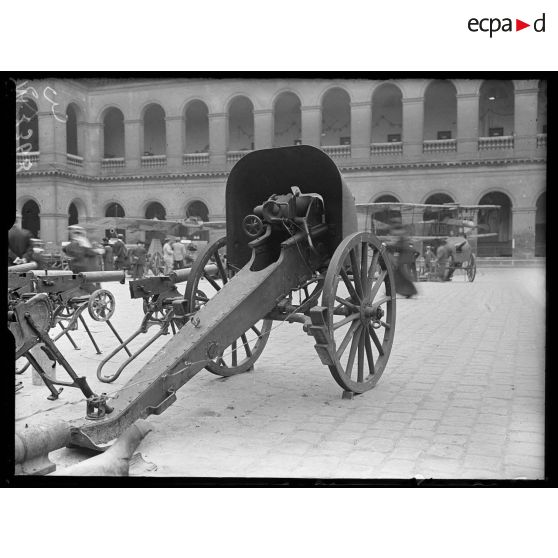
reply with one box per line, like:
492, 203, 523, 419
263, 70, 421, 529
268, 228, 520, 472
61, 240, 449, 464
14, 146, 398, 470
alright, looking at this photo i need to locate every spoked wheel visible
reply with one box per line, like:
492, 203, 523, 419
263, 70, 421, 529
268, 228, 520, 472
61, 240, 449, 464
322, 232, 396, 393
184, 235, 272, 376
142, 295, 171, 322
466, 254, 476, 282
88, 289, 116, 321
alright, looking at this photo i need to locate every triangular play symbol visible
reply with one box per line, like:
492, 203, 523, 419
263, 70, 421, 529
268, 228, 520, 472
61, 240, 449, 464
516, 19, 530, 31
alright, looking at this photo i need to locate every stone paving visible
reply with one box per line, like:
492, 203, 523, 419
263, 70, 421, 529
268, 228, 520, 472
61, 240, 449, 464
14, 266, 546, 479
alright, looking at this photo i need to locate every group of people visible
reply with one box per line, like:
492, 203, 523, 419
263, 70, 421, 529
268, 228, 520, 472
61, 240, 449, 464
162, 237, 197, 275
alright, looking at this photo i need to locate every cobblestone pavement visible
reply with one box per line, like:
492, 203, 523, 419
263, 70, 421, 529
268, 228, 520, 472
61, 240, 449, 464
15, 267, 545, 479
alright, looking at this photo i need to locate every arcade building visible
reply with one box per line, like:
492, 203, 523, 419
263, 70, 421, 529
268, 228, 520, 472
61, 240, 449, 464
15, 78, 546, 257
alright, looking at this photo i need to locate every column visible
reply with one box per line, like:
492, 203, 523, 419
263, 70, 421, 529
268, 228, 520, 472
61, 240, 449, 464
124, 119, 142, 169
402, 97, 424, 161
301, 105, 321, 147
350, 101, 372, 161
456, 93, 480, 158
512, 207, 536, 258
208, 112, 227, 167
40, 213, 66, 245
84, 122, 102, 174
38, 112, 55, 165
165, 115, 184, 168
514, 80, 539, 157
254, 109, 273, 150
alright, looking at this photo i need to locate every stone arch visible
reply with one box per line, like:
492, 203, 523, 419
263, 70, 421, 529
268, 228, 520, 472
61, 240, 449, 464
21, 199, 41, 237
423, 79, 457, 140
321, 87, 351, 146
371, 83, 403, 143
102, 107, 125, 158
273, 91, 302, 147
184, 99, 209, 153
142, 103, 166, 156
66, 102, 84, 156
477, 191, 513, 257
67, 198, 88, 224
478, 80, 515, 137
185, 199, 210, 222
227, 96, 254, 151
144, 201, 167, 220
104, 201, 126, 218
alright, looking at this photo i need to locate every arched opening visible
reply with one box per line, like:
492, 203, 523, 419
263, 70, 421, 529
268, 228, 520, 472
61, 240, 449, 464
479, 80, 515, 138
17, 98, 39, 152
143, 104, 166, 156
478, 192, 513, 257
423, 193, 456, 236
68, 202, 79, 226
22, 200, 40, 237
370, 194, 402, 233
105, 202, 126, 240
66, 104, 79, 156
371, 84, 402, 143
321, 88, 351, 146
535, 192, 546, 257
185, 100, 209, 153
228, 96, 254, 151
103, 107, 125, 158
537, 80, 547, 135
186, 201, 209, 222
273, 92, 302, 147
424, 80, 457, 140
145, 202, 166, 220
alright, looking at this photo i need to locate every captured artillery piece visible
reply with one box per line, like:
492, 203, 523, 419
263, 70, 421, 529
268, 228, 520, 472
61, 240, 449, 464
9, 270, 127, 403
18, 146, 397, 463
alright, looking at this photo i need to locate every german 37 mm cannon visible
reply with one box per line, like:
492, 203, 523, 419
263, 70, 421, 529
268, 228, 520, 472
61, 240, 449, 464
16, 145, 398, 461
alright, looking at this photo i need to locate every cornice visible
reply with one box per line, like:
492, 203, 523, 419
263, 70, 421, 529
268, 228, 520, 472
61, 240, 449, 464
16, 157, 546, 183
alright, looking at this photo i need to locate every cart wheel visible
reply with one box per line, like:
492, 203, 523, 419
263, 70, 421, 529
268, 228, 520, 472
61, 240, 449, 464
88, 289, 116, 321
142, 295, 171, 322
184, 235, 272, 376
466, 254, 476, 282
321, 232, 396, 393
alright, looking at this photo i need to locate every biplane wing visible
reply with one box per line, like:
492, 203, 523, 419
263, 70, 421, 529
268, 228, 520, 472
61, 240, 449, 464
83, 217, 227, 234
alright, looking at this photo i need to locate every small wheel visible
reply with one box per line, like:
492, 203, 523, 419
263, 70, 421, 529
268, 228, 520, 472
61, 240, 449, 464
466, 254, 476, 282
88, 289, 116, 321
322, 232, 396, 393
142, 295, 170, 322
242, 214, 264, 238
184, 236, 272, 376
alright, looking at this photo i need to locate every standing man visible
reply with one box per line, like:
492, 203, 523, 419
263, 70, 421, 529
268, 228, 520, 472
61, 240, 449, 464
130, 240, 147, 279
113, 234, 128, 272
172, 237, 186, 270
63, 226, 103, 293
102, 237, 114, 271
163, 238, 174, 275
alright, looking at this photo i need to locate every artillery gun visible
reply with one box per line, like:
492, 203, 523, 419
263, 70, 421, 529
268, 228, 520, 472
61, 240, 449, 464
14, 146, 398, 472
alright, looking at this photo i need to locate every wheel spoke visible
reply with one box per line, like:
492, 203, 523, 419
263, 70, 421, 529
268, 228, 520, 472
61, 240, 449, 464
251, 325, 261, 337
368, 324, 385, 355
357, 326, 365, 383
203, 273, 221, 291
360, 242, 368, 295
349, 248, 363, 299
215, 254, 228, 284
364, 330, 375, 375
231, 340, 237, 366
345, 325, 361, 379
367, 250, 380, 293
334, 295, 359, 312
241, 333, 252, 357
336, 319, 361, 360
333, 312, 360, 330
369, 269, 387, 303
340, 268, 360, 302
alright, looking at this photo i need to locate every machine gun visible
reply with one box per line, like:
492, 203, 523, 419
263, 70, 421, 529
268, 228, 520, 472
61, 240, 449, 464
96, 265, 216, 384
17, 146, 398, 466
10, 270, 126, 402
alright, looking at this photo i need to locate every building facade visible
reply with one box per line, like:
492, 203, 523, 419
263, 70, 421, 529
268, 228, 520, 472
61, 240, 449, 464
15, 77, 546, 257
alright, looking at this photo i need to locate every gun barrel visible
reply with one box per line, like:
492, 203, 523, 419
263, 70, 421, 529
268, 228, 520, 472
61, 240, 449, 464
29, 270, 74, 276
8, 261, 38, 272
169, 264, 218, 284
78, 271, 126, 284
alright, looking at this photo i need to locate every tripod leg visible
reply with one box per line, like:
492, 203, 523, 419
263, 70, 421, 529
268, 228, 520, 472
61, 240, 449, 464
79, 314, 102, 354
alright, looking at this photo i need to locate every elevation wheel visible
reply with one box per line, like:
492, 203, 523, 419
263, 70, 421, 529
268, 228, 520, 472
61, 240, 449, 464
322, 232, 396, 393
88, 289, 116, 321
184, 236, 272, 376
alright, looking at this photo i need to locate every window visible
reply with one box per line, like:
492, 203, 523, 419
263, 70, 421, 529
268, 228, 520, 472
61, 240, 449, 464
388, 134, 401, 143
437, 131, 452, 140
489, 127, 504, 137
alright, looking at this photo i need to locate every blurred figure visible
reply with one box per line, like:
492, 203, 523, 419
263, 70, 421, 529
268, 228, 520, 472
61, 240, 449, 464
130, 240, 147, 279
113, 234, 128, 271
184, 243, 197, 267
8, 225, 33, 266
102, 237, 114, 271
163, 238, 174, 274
63, 225, 103, 293
436, 241, 454, 281
387, 222, 418, 298
424, 245, 437, 275
172, 237, 186, 270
